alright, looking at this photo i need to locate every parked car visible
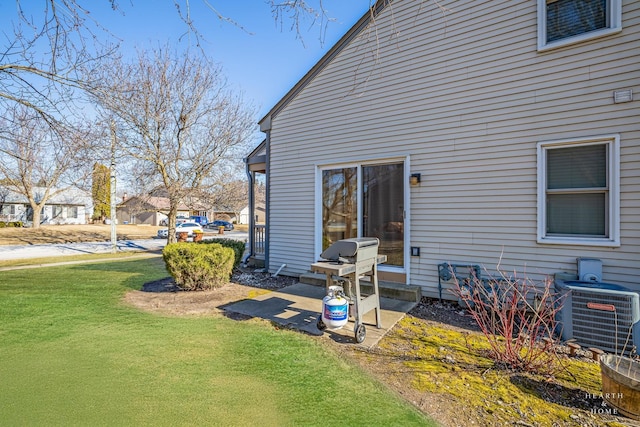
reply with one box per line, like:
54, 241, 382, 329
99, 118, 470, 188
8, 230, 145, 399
159, 217, 189, 226
189, 215, 208, 226
207, 220, 234, 231
157, 222, 203, 238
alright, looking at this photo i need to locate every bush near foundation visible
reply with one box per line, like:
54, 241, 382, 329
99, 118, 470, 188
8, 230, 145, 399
163, 242, 234, 291
449, 263, 565, 375
198, 238, 246, 268
0, 221, 23, 228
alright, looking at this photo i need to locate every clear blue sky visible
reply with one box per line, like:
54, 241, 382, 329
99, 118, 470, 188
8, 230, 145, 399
103, 1, 369, 118
1, 1, 368, 125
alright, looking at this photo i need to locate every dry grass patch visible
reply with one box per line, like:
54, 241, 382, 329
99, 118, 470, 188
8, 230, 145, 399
0, 224, 162, 245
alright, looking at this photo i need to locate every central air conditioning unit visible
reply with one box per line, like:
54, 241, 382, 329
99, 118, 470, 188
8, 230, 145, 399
555, 274, 640, 355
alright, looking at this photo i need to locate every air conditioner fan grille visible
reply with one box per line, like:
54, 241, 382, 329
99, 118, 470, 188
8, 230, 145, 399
571, 290, 635, 354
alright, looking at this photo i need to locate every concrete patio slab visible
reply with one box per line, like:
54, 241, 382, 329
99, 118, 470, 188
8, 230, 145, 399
224, 282, 417, 348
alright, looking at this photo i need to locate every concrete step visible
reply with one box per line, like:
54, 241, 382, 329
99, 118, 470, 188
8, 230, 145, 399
299, 272, 421, 303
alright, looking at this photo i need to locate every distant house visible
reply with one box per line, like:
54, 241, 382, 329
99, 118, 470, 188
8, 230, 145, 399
116, 195, 235, 225
0, 187, 92, 225
239, 203, 265, 225
116, 196, 191, 226
245, 0, 640, 298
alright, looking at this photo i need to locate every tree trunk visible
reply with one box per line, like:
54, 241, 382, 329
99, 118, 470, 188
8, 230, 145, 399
166, 203, 179, 244
30, 202, 45, 229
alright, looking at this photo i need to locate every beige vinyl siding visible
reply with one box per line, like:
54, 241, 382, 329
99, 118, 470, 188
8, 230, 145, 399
266, 0, 640, 297
266, 160, 316, 275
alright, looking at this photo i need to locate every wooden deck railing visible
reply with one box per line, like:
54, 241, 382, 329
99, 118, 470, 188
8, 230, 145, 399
254, 224, 265, 258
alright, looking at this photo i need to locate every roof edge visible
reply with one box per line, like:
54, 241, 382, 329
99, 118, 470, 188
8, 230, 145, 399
258, 0, 391, 130
246, 139, 267, 159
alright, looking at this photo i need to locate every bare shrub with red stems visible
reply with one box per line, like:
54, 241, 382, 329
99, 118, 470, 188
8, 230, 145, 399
449, 263, 567, 375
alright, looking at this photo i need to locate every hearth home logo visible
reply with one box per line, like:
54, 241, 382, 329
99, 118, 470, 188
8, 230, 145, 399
585, 392, 622, 415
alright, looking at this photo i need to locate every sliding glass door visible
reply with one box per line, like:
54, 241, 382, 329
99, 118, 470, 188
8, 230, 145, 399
321, 161, 404, 268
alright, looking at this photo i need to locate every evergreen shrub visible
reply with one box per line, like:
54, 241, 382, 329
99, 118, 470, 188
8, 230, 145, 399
163, 242, 234, 291
198, 238, 246, 268
0, 221, 23, 228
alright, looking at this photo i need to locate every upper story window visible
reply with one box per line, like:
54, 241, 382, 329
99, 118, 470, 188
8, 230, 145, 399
538, 0, 622, 51
537, 135, 620, 247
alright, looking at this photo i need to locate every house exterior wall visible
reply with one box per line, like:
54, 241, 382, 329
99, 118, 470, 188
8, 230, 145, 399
1, 203, 88, 225
116, 209, 159, 226
1, 203, 27, 223
264, 0, 640, 298
41, 204, 88, 225
116, 196, 192, 226
1, 186, 91, 225
240, 205, 266, 224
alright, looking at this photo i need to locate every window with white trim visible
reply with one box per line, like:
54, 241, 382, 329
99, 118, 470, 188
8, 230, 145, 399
538, 0, 622, 51
53, 205, 63, 219
537, 135, 619, 246
1, 205, 16, 215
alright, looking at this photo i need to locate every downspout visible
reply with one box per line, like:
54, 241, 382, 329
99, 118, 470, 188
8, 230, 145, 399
243, 157, 255, 264
264, 129, 271, 272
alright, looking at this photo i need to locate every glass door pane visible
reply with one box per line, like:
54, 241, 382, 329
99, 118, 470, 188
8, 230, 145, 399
322, 168, 357, 250
362, 163, 404, 267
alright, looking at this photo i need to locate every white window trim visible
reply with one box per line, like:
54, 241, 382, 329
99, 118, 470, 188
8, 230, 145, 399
537, 134, 620, 247
537, 0, 622, 52
68, 206, 78, 219
1, 204, 16, 215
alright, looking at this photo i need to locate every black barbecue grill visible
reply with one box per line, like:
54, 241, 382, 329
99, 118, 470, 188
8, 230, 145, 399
311, 237, 387, 343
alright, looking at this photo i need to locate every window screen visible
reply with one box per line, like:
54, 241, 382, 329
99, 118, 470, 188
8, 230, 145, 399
547, 193, 606, 236
546, 0, 607, 43
362, 163, 404, 267
546, 144, 608, 237
547, 144, 606, 189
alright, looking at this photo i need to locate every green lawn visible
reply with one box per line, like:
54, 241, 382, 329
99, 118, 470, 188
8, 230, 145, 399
0, 257, 434, 426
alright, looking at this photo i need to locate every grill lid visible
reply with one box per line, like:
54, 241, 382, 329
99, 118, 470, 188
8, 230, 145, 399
320, 237, 379, 262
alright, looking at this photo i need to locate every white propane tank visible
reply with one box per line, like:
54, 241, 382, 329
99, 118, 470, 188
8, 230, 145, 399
321, 286, 349, 329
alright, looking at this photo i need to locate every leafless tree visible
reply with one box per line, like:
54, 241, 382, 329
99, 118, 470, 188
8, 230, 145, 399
1, 1, 118, 133
1, 0, 422, 232
0, 105, 93, 228
218, 180, 249, 222
204, 178, 249, 223
1, 1, 391, 132
0, 185, 9, 221
88, 46, 255, 243
1, 0, 352, 100
190, 161, 251, 222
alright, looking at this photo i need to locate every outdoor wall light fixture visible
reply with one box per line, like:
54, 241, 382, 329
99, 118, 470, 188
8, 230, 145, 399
410, 173, 421, 186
